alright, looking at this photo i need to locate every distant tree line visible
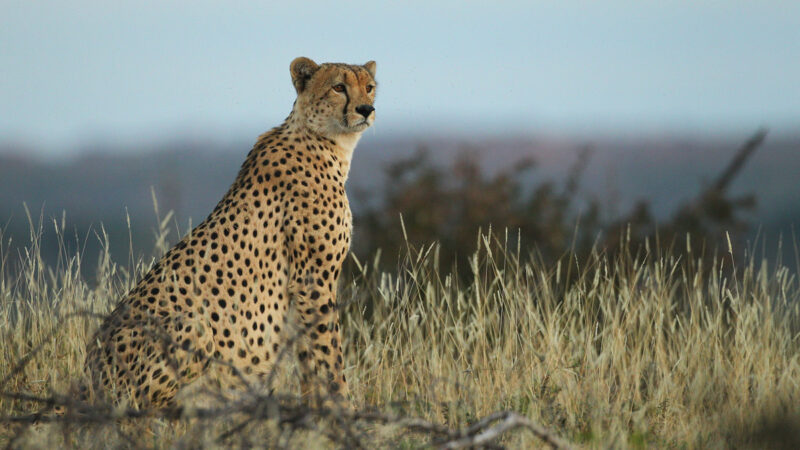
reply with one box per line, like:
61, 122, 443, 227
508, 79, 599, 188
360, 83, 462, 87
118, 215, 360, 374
353, 129, 767, 276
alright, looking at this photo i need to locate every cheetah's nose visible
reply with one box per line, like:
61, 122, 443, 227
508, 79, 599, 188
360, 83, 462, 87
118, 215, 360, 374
355, 105, 375, 118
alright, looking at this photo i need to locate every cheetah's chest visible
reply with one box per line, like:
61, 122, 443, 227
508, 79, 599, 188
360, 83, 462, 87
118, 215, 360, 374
301, 180, 351, 249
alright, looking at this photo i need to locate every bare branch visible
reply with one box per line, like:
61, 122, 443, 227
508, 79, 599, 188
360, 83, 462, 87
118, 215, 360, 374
708, 128, 767, 195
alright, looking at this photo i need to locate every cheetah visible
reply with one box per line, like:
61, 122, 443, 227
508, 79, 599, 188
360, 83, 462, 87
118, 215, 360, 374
84, 57, 377, 408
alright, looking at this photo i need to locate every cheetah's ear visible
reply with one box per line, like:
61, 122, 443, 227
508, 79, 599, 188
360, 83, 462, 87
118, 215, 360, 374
363, 60, 376, 78
290, 57, 319, 94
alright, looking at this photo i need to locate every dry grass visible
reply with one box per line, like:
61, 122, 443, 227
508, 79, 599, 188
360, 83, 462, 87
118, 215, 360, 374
1, 210, 800, 448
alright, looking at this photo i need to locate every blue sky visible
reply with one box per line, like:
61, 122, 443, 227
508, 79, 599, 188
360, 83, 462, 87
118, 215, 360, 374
2, 1, 799, 154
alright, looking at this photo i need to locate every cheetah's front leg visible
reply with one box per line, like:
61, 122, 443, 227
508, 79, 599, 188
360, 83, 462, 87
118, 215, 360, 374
293, 280, 349, 403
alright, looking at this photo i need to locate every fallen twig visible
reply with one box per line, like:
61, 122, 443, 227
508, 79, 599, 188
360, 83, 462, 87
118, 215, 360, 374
0, 389, 574, 449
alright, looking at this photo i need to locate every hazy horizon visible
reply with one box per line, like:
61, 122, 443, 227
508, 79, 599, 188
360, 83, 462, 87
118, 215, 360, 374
2, 1, 799, 155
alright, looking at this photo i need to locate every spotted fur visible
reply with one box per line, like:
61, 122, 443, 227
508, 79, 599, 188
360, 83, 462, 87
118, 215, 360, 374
84, 57, 377, 407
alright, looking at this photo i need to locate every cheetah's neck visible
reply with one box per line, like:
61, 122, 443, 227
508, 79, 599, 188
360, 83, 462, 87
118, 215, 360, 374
329, 132, 361, 168
281, 114, 362, 183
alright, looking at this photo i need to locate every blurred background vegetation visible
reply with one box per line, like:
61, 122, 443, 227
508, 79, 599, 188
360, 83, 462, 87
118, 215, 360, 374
3, 128, 795, 284
354, 129, 777, 277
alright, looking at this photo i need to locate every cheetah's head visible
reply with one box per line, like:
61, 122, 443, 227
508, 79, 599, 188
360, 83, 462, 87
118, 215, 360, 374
290, 57, 377, 138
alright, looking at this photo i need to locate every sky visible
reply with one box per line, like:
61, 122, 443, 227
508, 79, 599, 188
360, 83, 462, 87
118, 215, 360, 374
2, 1, 799, 154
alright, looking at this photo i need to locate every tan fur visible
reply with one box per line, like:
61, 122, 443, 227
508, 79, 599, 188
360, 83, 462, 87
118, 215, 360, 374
84, 57, 377, 407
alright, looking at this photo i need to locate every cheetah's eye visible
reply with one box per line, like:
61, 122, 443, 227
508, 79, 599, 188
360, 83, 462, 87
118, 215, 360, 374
366, 85, 374, 93
332, 84, 346, 93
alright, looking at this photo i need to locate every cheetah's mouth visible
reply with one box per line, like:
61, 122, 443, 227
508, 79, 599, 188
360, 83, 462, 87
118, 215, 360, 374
344, 119, 371, 132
